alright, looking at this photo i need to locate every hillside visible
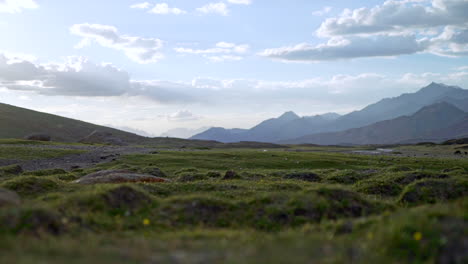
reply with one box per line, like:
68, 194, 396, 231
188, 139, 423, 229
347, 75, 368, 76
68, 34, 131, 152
0, 103, 286, 149
283, 102, 468, 145
0, 103, 145, 143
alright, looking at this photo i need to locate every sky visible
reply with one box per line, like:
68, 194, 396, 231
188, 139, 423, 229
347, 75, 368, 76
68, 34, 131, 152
0, 0, 468, 137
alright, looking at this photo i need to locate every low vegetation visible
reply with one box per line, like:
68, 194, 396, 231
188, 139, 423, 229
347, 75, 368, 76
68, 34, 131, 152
0, 143, 467, 263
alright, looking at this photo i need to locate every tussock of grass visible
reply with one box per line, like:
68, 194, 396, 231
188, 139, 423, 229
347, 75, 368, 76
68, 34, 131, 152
1, 177, 59, 197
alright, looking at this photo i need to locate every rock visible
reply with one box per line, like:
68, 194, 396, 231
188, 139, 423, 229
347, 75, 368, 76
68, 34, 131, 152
79, 130, 127, 146
140, 167, 167, 178
223, 170, 240, 180
24, 133, 51, 142
0, 187, 21, 207
75, 170, 169, 185
454, 151, 462, 155
284, 172, 321, 182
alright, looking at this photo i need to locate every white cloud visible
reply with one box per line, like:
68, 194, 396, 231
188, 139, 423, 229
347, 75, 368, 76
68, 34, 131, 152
167, 110, 201, 122
149, 3, 186, 15
70, 23, 164, 64
130, 2, 151, 9
196, 2, 229, 16
2, 53, 468, 114
317, 0, 468, 37
227, 0, 252, 5
262, 0, 468, 62
313, 6, 332, 16
175, 42, 249, 61
0, 0, 38, 13
260, 35, 428, 62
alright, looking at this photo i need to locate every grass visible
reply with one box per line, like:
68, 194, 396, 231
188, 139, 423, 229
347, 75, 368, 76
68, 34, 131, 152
0, 143, 467, 263
0, 146, 86, 160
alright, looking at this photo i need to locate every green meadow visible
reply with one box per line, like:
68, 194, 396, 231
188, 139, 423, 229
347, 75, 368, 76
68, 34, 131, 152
0, 144, 467, 263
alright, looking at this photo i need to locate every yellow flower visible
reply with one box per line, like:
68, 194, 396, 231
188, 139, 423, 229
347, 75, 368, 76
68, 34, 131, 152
413, 232, 422, 241
367, 232, 374, 240
143, 218, 151, 226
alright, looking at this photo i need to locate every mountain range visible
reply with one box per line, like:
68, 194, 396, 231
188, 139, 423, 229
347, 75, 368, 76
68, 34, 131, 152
192, 83, 468, 145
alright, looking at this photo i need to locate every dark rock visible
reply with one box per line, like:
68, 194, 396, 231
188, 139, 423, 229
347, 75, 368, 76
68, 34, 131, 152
223, 170, 241, 180
284, 172, 321, 182
75, 170, 169, 185
454, 151, 462, 155
0, 187, 21, 207
206, 171, 222, 178
24, 133, 51, 142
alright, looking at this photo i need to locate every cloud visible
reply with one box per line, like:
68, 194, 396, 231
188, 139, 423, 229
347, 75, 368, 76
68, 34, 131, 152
196, 2, 229, 16
130, 2, 151, 9
429, 26, 468, 57
0, 54, 193, 103
317, 0, 468, 37
70, 23, 164, 64
313, 6, 332, 16
149, 3, 186, 15
262, 0, 468, 62
167, 110, 201, 122
2, 53, 468, 113
227, 0, 252, 5
0, 0, 38, 13
260, 35, 428, 62
175, 42, 249, 61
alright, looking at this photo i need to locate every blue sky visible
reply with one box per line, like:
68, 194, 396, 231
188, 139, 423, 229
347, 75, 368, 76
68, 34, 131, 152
1, 0, 468, 136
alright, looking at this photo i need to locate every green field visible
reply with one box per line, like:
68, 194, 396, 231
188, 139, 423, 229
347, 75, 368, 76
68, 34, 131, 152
0, 145, 467, 263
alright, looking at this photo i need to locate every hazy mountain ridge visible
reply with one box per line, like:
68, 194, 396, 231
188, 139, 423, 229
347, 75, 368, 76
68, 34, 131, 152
283, 102, 468, 145
192, 83, 468, 144
191, 111, 341, 143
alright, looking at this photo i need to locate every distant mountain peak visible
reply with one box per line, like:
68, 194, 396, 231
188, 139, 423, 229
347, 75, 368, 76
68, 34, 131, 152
278, 111, 300, 120
419, 82, 460, 93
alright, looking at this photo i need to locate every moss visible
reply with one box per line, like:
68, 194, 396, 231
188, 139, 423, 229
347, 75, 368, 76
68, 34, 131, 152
355, 180, 403, 197
206, 171, 222, 178
1, 177, 59, 196
283, 171, 321, 182
0, 207, 65, 235
0, 165, 23, 177
392, 172, 449, 185
176, 173, 208, 182
24, 168, 67, 177
399, 179, 468, 205
64, 185, 153, 213
160, 196, 235, 227
366, 200, 468, 264
325, 170, 371, 185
